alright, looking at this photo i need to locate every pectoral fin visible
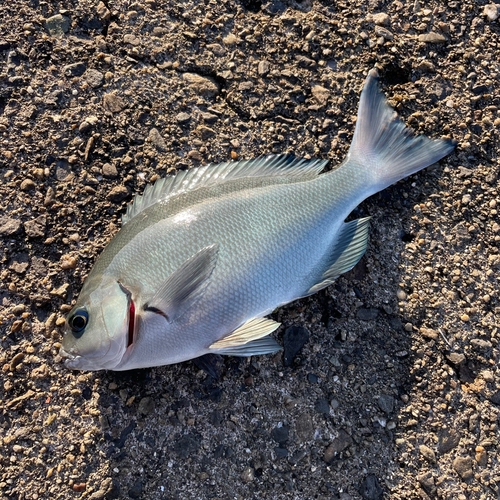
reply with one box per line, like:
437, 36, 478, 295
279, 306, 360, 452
209, 317, 282, 356
144, 244, 219, 322
308, 217, 371, 294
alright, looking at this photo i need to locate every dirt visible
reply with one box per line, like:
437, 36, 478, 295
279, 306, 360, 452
0, 0, 499, 499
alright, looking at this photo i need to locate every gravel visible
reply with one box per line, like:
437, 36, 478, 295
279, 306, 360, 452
0, 0, 499, 499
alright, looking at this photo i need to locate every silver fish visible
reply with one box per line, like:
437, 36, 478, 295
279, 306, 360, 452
59, 68, 455, 371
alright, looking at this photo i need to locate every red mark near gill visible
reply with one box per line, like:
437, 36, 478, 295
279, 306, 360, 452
128, 299, 135, 348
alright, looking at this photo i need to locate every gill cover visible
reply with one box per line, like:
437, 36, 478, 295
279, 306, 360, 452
60, 278, 131, 370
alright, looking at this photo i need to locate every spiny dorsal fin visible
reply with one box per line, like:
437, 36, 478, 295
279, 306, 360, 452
308, 217, 371, 294
122, 155, 328, 225
209, 317, 281, 350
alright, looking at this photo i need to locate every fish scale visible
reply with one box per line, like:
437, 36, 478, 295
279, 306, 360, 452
60, 68, 455, 371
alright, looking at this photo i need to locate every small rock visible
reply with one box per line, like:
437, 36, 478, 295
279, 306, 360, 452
311, 84, 330, 106
447, 352, 465, 364
201, 112, 218, 124
128, 481, 143, 499
176, 112, 191, 124
102, 163, 118, 178
45, 14, 70, 37
24, 215, 46, 238
417, 472, 436, 496
103, 93, 127, 113
419, 444, 436, 463
438, 429, 460, 453
196, 126, 216, 141
21, 179, 36, 191
240, 467, 254, 483
418, 32, 447, 43
357, 308, 379, 321
85, 69, 104, 88
187, 150, 203, 161
314, 397, 330, 416
60, 255, 77, 270
96, 1, 111, 22
223, 33, 240, 46
324, 430, 353, 463
294, 413, 314, 442
63, 62, 86, 77
359, 474, 383, 500
123, 34, 140, 46
373, 12, 390, 25
416, 60, 435, 73
484, 4, 500, 21
0, 216, 22, 236
271, 425, 289, 444
377, 394, 395, 414
173, 432, 202, 458
283, 326, 309, 366
453, 456, 473, 480
183, 73, 220, 98
148, 128, 167, 151
258, 60, 270, 75
137, 397, 155, 415
470, 338, 492, 350
107, 186, 129, 203
375, 26, 393, 40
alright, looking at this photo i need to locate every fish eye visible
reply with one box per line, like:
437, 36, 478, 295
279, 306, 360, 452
68, 309, 88, 337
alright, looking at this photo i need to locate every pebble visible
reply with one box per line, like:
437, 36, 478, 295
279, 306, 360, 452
375, 26, 393, 40
438, 429, 460, 453
103, 93, 127, 113
196, 126, 215, 141
63, 62, 86, 77
60, 255, 77, 270
45, 14, 70, 37
419, 444, 436, 463
453, 456, 473, 480
223, 34, 240, 46
271, 425, 289, 444
176, 112, 191, 124
373, 12, 390, 25
377, 394, 395, 414
0, 216, 22, 236
240, 467, 254, 483
24, 216, 46, 238
396, 289, 407, 300
417, 472, 436, 496
311, 85, 330, 106
128, 481, 143, 499
359, 474, 383, 500
20, 179, 35, 191
96, 1, 111, 22
137, 397, 155, 415
107, 186, 129, 203
182, 73, 220, 98
102, 163, 118, 178
484, 4, 500, 21
283, 326, 309, 366
148, 128, 168, 151
418, 32, 446, 43
323, 430, 353, 463
258, 60, 270, 75
85, 69, 104, 88
357, 308, 379, 321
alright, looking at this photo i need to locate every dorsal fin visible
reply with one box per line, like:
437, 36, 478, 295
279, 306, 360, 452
122, 155, 328, 225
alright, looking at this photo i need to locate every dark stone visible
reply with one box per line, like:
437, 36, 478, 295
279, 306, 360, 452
323, 430, 353, 463
173, 432, 202, 458
114, 421, 136, 449
377, 394, 395, 414
487, 390, 500, 406
128, 481, 143, 499
357, 308, 379, 321
472, 84, 488, 95
283, 326, 309, 366
359, 474, 383, 500
437, 429, 460, 454
314, 398, 330, 416
271, 425, 289, 445
63, 62, 87, 77
307, 373, 319, 384
417, 472, 436, 496
274, 447, 288, 459
82, 387, 92, 400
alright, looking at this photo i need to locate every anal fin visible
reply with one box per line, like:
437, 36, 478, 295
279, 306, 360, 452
209, 317, 282, 357
308, 217, 371, 294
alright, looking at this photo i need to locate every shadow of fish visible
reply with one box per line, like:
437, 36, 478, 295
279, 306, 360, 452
59, 68, 455, 371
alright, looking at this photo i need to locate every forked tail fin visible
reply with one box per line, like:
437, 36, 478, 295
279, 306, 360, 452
345, 68, 455, 194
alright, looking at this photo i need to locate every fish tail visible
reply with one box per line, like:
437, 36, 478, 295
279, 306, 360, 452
345, 68, 455, 194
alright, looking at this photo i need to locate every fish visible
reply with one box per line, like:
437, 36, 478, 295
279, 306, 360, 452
59, 68, 455, 371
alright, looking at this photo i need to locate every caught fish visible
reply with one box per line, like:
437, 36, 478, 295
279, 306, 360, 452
59, 68, 455, 371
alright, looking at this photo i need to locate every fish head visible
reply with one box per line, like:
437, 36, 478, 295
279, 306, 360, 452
59, 277, 132, 370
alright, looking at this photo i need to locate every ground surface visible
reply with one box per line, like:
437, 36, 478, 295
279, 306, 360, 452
0, 0, 499, 499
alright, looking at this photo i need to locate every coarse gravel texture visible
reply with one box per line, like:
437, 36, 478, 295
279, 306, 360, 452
0, 0, 499, 499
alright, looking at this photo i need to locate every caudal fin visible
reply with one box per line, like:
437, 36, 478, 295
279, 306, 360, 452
346, 68, 455, 193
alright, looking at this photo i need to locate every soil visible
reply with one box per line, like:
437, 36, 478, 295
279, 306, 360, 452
0, 0, 499, 499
